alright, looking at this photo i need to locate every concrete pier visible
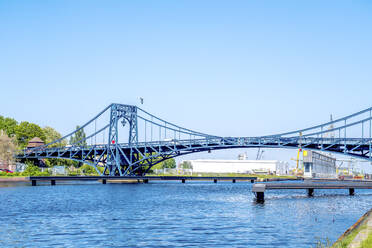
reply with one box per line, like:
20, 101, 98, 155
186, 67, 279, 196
349, 188, 355, 195
27, 176, 258, 186
252, 184, 266, 203
252, 182, 372, 202
307, 188, 314, 197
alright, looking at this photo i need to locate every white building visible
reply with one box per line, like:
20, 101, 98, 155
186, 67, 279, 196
184, 159, 290, 175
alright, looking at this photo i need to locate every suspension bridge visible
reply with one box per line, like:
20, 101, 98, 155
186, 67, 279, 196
16, 103, 372, 176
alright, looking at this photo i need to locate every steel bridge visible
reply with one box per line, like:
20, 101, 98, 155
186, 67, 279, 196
16, 103, 372, 176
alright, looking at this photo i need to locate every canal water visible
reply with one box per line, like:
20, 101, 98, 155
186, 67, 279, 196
0, 181, 371, 247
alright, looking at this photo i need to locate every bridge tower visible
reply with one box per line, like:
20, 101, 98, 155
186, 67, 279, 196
105, 104, 138, 176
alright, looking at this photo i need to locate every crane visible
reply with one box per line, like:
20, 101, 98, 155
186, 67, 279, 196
290, 148, 304, 176
256, 148, 264, 160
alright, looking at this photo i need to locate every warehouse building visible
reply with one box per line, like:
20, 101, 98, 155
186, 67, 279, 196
303, 151, 336, 178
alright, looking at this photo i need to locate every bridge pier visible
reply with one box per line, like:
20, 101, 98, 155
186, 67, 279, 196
307, 188, 314, 197
102, 179, 106, 184
143, 179, 149, 184
31, 180, 36, 186
182, 179, 185, 183
349, 188, 355, 195
251, 179, 254, 183
214, 179, 217, 183
51, 180, 56, 186
232, 179, 236, 183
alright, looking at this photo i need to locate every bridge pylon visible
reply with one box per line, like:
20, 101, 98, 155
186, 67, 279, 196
105, 104, 139, 176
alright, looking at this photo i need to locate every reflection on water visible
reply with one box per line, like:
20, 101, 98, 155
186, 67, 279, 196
0, 181, 370, 247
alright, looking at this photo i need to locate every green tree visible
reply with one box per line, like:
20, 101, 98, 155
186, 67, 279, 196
151, 158, 176, 170
43, 127, 74, 167
180, 161, 192, 169
0, 116, 18, 137
0, 116, 3, 132
43, 126, 66, 147
68, 126, 87, 168
69, 126, 87, 146
45, 158, 77, 168
163, 158, 176, 168
80, 164, 98, 175
21, 162, 50, 176
15, 121, 46, 148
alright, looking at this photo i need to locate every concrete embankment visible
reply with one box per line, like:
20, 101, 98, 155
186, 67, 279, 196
333, 208, 372, 247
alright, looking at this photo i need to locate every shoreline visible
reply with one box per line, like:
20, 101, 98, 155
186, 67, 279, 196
333, 208, 372, 247
0, 177, 29, 182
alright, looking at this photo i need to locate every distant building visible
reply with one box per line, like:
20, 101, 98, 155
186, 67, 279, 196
51, 166, 66, 175
26, 137, 48, 168
184, 159, 290, 175
303, 151, 336, 178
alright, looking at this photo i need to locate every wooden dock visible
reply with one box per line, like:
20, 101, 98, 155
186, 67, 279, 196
252, 182, 372, 202
28, 176, 258, 186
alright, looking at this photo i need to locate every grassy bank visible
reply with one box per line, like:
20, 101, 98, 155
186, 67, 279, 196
330, 209, 372, 248
359, 233, 372, 248
0, 175, 28, 178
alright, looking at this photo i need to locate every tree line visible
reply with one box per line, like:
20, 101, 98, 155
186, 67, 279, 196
0, 115, 176, 171
0, 115, 86, 168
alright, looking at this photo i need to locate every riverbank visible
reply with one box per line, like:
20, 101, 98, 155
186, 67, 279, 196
0, 177, 28, 182
332, 208, 372, 247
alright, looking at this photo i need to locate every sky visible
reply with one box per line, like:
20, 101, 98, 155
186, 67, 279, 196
1, 0, 372, 171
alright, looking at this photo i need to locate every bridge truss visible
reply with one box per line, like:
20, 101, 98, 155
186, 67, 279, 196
17, 104, 372, 176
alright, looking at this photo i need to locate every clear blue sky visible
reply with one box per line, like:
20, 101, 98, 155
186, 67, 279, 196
1, 1, 372, 170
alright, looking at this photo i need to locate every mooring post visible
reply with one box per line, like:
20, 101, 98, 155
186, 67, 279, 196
102, 179, 106, 184
256, 192, 265, 203
182, 179, 185, 183
51, 180, 56, 186
349, 188, 355, 196
307, 188, 314, 197
214, 179, 217, 183
252, 184, 266, 203
232, 179, 236, 183
31, 180, 36, 186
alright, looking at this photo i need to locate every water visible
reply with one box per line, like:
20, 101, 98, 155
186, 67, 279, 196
0, 181, 371, 247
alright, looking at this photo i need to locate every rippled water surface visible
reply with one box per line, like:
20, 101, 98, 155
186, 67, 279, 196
0, 181, 371, 247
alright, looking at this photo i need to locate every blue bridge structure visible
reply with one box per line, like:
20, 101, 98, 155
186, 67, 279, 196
17, 103, 372, 176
